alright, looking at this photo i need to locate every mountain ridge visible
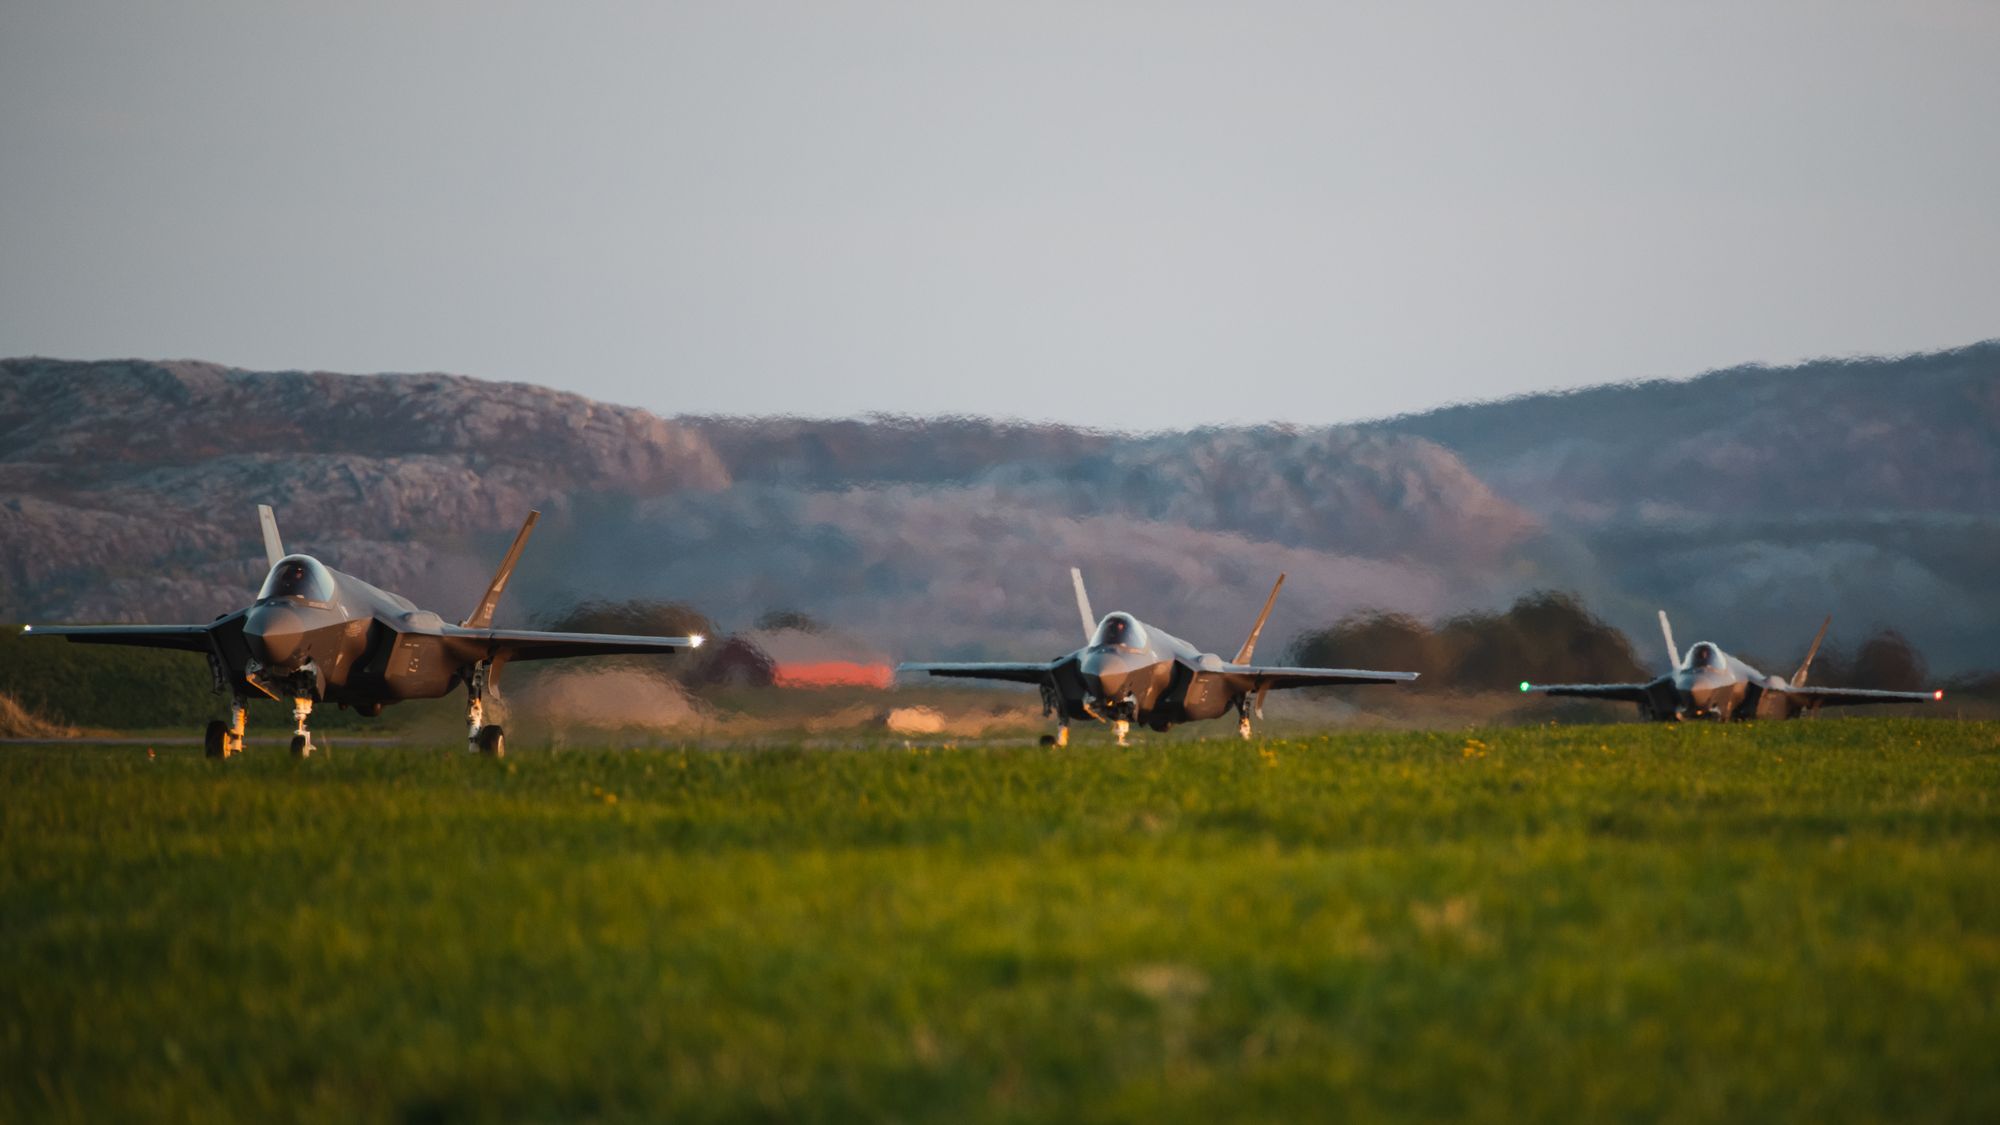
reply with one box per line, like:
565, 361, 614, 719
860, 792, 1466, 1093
3, 343, 1994, 670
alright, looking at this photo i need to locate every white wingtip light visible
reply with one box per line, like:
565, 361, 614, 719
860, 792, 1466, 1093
690, 634, 705, 649
21, 624, 31, 633
1934, 689, 1945, 701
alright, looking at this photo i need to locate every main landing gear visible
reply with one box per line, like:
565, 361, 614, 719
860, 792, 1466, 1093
203, 699, 248, 759
1035, 683, 1070, 748
466, 660, 504, 757
468, 694, 504, 757
1050, 721, 1128, 746
1235, 688, 1272, 742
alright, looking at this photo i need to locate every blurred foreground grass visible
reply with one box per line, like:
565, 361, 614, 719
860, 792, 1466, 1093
3, 720, 1998, 1123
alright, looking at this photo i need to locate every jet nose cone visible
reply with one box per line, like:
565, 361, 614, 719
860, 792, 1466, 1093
245, 604, 308, 668
1079, 651, 1136, 700
1672, 669, 1727, 718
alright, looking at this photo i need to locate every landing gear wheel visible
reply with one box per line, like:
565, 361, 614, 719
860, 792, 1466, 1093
475, 724, 506, 757
289, 697, 314, 758
1038, 734, 1057, 747
205, 720, 229, 759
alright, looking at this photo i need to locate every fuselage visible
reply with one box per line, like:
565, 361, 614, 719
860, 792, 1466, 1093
239, 554, 476, 710
1657, 641, 1797, 721
1065, 612, 1244, 730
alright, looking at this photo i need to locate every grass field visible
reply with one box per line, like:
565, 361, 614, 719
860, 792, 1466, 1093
4, 720, 1998, 1123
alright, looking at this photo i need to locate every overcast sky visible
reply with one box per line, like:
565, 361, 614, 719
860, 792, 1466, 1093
2, 2, 1995, 427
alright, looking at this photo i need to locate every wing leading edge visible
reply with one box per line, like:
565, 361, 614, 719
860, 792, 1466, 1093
1525, 682, 1658, 702
1221, 664, 1418, 691
441, 627, 700, 663
898, 661, 1065, 685
22, 623, 221, 653
1780, 684, 1943, 709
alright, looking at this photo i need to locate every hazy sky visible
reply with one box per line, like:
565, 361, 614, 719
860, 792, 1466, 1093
3, 2, 1995, 427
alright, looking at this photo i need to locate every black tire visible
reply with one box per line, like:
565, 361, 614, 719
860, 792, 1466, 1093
1038, 734, 1057, 747
204, 720, 228, 759
289, 734, 311, 758
476, 725, 505, 758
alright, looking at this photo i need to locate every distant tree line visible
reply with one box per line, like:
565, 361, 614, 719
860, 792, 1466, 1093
532, 600, 846, 684
533, 599, 719, 684
1288, 592, 1647, 692
538, 598, 717, 643
1287, 592, 1938, 693
1799, 629, 1929, 693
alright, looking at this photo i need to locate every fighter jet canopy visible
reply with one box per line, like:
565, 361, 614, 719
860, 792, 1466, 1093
1685, 642, 1721, 670
257, 555, 336, 606
1090, 612, 1148, 651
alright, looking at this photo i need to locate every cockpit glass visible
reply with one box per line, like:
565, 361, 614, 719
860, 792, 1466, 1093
1090, 613, 1148, 651
1687, 643, 1718, 669
257, 556, 336, 605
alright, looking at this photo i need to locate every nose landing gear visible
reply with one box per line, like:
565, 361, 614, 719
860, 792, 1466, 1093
1088, 692, 1136, 744
289, 697, 314, 757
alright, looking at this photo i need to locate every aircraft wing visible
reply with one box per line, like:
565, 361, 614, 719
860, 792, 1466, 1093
898, 661, 1065, 685
1524, 682, 1656, 702
22, 623, 221, 653
1525, 674, 1679, 711
1780, 684, 1943, 709
442, 627, 700, 663
1221, 664, 1418, 691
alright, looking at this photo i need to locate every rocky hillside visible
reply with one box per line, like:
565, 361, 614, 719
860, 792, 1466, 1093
0, 359, 728, 621
1378, 342, 2000, 521
1369, 341, 2000, 672
0, 358, 1520, 654
3, 344, 1995, 671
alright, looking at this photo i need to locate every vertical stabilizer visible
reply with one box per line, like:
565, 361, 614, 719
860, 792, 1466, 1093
1658, 610, 1680, 670
1071, 567, 1095, 641
258, 505, 285, 569
1792, 615, 1832, 686
461, 511, 540, 629
1234, 573, 1287, 664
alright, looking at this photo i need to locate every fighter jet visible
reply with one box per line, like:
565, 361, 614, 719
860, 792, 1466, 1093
898, 570, 1416, 745
22, 507, 701, 758
1520, 610, 1943, 721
